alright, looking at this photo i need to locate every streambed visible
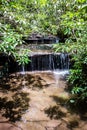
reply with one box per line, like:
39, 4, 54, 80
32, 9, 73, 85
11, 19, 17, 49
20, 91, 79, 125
0, 71, 87, 130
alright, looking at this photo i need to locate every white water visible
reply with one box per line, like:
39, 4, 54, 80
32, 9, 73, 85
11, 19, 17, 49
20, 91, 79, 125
53, 69, 69, 76
53, 69, 69, 87
21, 65, 26, 75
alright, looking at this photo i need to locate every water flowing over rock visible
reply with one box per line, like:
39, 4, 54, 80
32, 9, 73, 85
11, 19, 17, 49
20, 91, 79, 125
1, 34, 86, 130
0, 71, 87, 130
8, 53, 70, 73
26, 53, 69, 71
0, 33, 70, 73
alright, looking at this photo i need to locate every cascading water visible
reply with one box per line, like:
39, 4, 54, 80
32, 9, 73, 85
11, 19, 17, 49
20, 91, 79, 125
7, 34, 70, 76
25, 53, 70, 72
0, 34, 85, 130
53, 53, 69, 86
21, 64, 25, 74
8, 52, 70, 74
60, 53, 69, 69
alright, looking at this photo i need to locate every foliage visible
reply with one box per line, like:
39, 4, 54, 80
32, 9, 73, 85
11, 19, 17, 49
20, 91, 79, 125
14, 48, 31, 65
68, 46, 87, 103
0, 0, 69, 66
0, 24, 21, 54
0, 0, 32, 65
53, 0, 87, 105
0, 0, 87, 105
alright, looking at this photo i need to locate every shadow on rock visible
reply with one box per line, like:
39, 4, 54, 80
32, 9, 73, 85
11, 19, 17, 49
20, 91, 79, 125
51, 95, 69, 106
0, 72, 50, 122
0, 73, 48, 92
0, 92, 30, 122
0, 74, 30, 122
45, 105, 66, 119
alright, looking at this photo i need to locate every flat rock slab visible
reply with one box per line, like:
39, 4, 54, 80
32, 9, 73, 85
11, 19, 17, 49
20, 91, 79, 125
22, 107, 49, 121
45, 120, 61, 128
17, 122, 45, 130
0, 72, 87, 130
56, 122, 70, 130
0, 123, 21, 130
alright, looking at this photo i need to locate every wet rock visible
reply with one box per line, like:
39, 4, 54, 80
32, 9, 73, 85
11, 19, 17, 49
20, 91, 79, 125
0, 123, 21, 130
22, 107, 49, 121
0, 114, 8, 122
80, 123, 87, 130
58, 106, 68, 114
0, 72, 87, 130
18, 122, 45, 130
45, 120, 61, 130
56, 122, 70, 130
24, 33, 58, 44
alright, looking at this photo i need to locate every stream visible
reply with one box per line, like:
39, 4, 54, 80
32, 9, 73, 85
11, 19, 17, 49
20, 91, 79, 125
0, 35, 87, 130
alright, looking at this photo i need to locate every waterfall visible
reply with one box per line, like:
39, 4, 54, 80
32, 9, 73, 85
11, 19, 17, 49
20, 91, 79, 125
7, 34, 71, 74
21, 64, 25, 74
60, 53, 69, 70
7, 52, 70, 73
52, 53, 69, 86
25, 53, 70, 72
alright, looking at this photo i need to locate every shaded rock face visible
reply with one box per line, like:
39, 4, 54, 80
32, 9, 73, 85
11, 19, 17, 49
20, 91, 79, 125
26, 53, 69, 71
0, 71, 87, 130
0, 54, 9, 78
0, 33, 70, 74
8, 53, 70, 73
23, 33, 59, 44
